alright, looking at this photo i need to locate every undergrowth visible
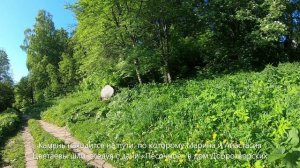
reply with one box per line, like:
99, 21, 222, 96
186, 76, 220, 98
0, 109, 20, 142
1, 132, 25, 168
0, 109, 21, 167
41, 63, 300, 167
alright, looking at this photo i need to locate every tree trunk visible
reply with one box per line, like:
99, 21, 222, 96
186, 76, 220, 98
30, 87, 35, 104
164, 68, 171, 83
167, 71, 171, 83
163, 60, 171, 83
163, 22, 172, 83
134, 59, 143, 84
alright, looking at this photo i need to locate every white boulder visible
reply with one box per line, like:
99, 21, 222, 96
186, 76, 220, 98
100, 85, 114, 100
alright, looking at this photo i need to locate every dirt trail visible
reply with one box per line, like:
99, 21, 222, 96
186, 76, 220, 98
22, 126, 38, 168
38, 120, 114, 168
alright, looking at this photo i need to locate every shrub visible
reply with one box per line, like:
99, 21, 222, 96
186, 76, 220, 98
0, 109, 20, 142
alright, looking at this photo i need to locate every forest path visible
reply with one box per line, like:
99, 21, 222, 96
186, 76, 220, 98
22, 125, 38, 168
38, 120, 114, 168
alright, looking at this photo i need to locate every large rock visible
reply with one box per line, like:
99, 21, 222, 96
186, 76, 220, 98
100, 85, 114, 100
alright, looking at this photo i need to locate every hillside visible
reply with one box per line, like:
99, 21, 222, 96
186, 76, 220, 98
2, 1, 300, 167
35, 63, 300, 168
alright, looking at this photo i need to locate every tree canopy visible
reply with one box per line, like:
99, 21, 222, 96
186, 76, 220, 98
21, 10, 75, 101
0, 49, 14, 112
16, 0, 300, 103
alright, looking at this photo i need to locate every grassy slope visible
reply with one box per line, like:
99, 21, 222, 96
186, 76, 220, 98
0, 109, 21, 167
41, 63, 300, 167
1, 132, 25, 168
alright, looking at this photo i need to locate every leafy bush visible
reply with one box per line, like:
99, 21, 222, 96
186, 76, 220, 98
0, 82, 14, 112
42, 63, 300, 167
268, 127, 300, 167
23, 101, 53, 119
0, 109, 21, 167
0, 109, 20, 142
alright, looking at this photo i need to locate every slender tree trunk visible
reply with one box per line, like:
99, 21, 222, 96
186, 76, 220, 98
118, 1, 145, 85
130, 36, 143, 85
167, 70, 171, 83
163, 59, 171, 83
163, 22, 172, 83
134, 59, 143, 84
163, 68, 172, 83
157, 20, 172, 83
30, 85, 35, 104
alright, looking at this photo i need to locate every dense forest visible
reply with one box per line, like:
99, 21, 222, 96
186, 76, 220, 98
1, 0, 300, 167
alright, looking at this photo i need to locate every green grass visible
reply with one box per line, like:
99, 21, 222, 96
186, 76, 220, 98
1, 132, 25, 168
0, 109, 22, 167
42, 90, 100, 127
41, 63, 300, 167
28, 119, 91, 168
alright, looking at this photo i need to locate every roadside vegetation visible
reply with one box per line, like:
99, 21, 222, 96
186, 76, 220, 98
0, 109, 22, 167
1, 132, 25, 168
0, 109, 20, 143
42, 63, 300, 167
28, 119, 90, 168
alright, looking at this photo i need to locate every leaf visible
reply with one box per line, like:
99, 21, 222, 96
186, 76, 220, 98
287, 128, 299, 147
268, 147, 286, 162
254, 160, 263, 168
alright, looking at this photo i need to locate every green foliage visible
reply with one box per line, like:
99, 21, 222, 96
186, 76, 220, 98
23, 101, 53, 120
0, 49, 14, 112
0, 109, 20, 167
67, 0, 300, 87
71, 0, 202, 85
0, 82, 14, 112
1, 133, 25, 168
14, 76, 34, 109
251, 0, 288, 44
268, 127, 300, 167
46, 63, 60, 96
28, 119, 90, 168
78, 72, 117, 91
0, 50, 12, 83
42, 90, 101, 127
59, 53, 78, 92
14, 1, 300, 167
21, 10, 74, 101
0, 109, 20, 143
41, 63, 300, 167
18, 0, 300, 92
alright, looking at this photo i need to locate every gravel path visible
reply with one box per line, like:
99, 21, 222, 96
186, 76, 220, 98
22, 126, 38, 168
38, 120, 114, 168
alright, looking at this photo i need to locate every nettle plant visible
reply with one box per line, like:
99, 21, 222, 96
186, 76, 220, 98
268, 127, 300, 167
